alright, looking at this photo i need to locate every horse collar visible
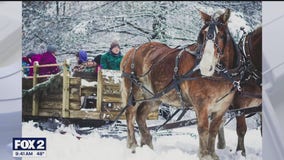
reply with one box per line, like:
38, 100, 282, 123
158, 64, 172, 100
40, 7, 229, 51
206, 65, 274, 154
239, 30, 261, 83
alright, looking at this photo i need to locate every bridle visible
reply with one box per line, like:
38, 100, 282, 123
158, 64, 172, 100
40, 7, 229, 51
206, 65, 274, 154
199, 19, 246, 93
198, 19, 226, 60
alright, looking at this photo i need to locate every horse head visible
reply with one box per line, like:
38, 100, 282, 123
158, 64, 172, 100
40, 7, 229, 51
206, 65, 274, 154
197, 9, 232, 76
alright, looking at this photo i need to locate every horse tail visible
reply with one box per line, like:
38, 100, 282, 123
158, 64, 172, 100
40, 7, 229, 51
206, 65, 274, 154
120, 47, 136, 108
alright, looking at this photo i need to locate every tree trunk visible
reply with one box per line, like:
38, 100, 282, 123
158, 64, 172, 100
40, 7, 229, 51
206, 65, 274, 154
56, 1, 59, 16
63, 1, 66, 16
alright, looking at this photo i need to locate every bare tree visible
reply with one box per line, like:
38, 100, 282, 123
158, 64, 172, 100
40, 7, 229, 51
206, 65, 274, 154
22, 1, 262, 59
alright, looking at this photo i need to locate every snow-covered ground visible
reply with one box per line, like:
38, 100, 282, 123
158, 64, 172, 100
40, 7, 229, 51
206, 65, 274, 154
21, 117, 262, 160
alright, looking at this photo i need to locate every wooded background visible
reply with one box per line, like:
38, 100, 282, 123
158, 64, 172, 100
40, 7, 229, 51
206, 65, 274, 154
22, 1, 261, 62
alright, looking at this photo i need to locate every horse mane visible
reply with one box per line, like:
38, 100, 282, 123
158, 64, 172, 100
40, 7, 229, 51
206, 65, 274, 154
252, 26, 262, 37
212, 10, 223, 21
251, 26, 262, 46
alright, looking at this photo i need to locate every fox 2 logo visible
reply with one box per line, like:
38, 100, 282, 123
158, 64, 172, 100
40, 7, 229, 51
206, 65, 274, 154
13, 138, 46, 150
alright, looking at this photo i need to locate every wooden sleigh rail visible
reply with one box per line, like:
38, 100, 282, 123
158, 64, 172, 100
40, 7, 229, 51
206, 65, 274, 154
22, 60, 70, 117
23, 62, 64, 79
22, 60, 158, 120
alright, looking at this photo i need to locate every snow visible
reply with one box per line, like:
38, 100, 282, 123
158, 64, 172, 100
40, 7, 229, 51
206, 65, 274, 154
19, 2, 262, 160
21, 119, 262, 160
72, 21, 88, 34
102, 69, 122, 84
228, 12, 251, 41
81, 79, 97, 87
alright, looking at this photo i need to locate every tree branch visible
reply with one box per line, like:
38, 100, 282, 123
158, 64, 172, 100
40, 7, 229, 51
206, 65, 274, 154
125, 20, 152, 35
34, 34, 48, 44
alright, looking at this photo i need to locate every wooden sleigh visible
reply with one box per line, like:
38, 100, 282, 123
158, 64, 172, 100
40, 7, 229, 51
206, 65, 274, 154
22, 60, 158, 123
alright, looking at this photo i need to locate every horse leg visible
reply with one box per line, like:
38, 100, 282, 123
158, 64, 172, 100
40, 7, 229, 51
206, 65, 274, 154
212, 112, 226, 149
259, 112, 262, 136
236, 115, 247, 157
121, 76, 139, 153
136, 102, 154, 149
207, 112, 224, 160
126, 106, 139, 153
196, 108, 210, 159
217, 117, 226, 149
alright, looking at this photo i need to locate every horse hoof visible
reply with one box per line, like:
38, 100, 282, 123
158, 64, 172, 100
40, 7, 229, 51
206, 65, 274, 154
128, 143, 138, 153
131, 149, 136, 154
211, 153, 220, 160
127, 139, 138, 148
149, 143, 154, 149
199, 154, 219, 160
129, 145, 137, 154
141, 142, 153, 149
200, 155, 215, 160
141, 136, 153, 149
241, 151, 246, 157
236, 149, 246, 157
217, 142, 226, 149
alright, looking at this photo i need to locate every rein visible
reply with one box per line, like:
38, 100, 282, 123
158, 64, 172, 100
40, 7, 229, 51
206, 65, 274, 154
199, 20, 245, 93
108, 44, 202, 125
121, 45, 201, 107
215, 27, 262, 101
214, 28, 246, 93
238, 90, 262, 99
209, 27, 248, 103
239, 29, 262, 86
236, 28, 262, 99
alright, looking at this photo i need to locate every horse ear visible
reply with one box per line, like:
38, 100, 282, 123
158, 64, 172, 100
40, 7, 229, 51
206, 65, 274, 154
199, 9, 211, 23
220, 9, 231, 23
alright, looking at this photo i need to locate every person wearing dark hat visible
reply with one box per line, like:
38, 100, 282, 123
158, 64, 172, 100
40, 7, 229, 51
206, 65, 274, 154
100, 40, 123, 70
93, 54, 101, 66
39, 45, 60, 75
93, 54, 102, 73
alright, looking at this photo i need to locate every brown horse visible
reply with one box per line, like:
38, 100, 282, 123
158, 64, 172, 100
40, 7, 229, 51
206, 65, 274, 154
217, 27, 262, 156
120, 9, 239, 160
